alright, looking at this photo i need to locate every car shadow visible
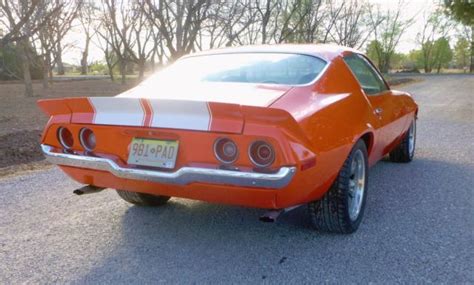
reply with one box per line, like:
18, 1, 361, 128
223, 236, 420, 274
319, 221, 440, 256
75, 157, 473, 282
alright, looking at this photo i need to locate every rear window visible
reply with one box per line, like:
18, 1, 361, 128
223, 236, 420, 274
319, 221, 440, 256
145, 53, 327, 86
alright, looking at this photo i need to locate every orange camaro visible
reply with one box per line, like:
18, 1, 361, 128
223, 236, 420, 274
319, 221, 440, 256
38, 44, 418, 233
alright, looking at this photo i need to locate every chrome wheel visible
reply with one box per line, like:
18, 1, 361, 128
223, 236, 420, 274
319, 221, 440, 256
408, 120, 416, 157
348, 149, 366, 221
309, 139, 368, 233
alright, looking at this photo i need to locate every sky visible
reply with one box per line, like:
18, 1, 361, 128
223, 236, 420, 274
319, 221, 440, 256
61, 0, 447, 65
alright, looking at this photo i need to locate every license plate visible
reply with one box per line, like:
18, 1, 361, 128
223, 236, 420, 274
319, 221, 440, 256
127, 138, 179, 169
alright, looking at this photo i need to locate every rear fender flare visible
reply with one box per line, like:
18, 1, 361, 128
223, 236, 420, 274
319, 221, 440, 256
355, 130, 375, 157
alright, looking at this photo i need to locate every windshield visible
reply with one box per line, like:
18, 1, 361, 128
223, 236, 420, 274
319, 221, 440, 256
144, 53, 327, 86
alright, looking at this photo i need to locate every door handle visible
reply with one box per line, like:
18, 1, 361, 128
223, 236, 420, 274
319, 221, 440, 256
374, 108, 383, 115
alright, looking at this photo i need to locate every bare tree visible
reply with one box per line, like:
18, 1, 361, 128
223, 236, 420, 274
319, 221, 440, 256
0, 0, 60, 47
291, 0, 326, 43
1, 0, 64, 96
128, 1, 158, 79
226, 0, 308, 45
270, 0, 338, 44
52, 0, 81, 75
328, 0, 371, 49
417, 7, 452, 73
286, 0, 325, 43
149, 27, 165, 70
98, 0, 159, 82
367, 0, 414, 73
144, 0, 212, 60
201, 0, 258, 48
34, 0, 80, 87
255, 0, 279, 44
78, 0, 98, 75
98, 0, 133, 84
37, 18, 55, 88
94, 27, 118, 82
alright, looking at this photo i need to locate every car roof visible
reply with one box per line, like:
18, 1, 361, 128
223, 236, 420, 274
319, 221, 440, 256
183, 44, 362, 62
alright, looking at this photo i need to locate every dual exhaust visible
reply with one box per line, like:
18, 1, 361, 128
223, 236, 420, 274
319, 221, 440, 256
73, 184, 300, 223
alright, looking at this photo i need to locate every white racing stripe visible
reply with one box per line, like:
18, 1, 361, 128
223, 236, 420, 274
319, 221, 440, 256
148, 99, 211, 131
88, 97, 212, 131
89, 97, 144, 126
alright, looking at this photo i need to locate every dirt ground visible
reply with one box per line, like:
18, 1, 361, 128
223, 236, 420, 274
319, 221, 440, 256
0, 77, 413, 176
0, 80, 136, 173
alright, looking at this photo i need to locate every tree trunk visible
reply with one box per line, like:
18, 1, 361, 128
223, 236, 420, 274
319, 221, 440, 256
104, 49, 115, 81
80, 35, 91, 75
423, 49, 432, 73
424, 59, 432, 73
22, 59, 34, 97
151, 55, 156, 72
380, 56, 390, 74
106, 60, 114, 82
120, 59, 126, 84
121, 73, 126, 84
42, 55, 49, 89
470, 26, 473, 73
48, 64, 53, 84
138, 59, 145, 80
126, 61, 134, 74
56, 42, 65, 75
80, 51, 88, 75
19, 41, 34, 97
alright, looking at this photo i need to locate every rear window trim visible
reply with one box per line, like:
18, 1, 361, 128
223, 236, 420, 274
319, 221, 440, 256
179, 52, 330, 87
343, 53, 390, 96
355, 53, 391, 91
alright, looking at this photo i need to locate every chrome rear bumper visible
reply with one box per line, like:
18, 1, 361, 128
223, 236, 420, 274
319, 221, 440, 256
41, 145, 296, 189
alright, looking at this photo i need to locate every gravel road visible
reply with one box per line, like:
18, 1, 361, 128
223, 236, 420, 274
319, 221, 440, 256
1, 75, 473, 283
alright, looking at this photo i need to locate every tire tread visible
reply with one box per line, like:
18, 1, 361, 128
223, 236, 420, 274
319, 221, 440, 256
308, 140, 368, 234
389, 120, 415, 163
116, 190, 170, 206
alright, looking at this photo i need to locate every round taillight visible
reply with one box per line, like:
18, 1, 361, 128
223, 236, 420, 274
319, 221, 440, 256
249, 141, 275, 168
57, 127, 74, 149
79, 128, 96, 151
214, 138, 238, 164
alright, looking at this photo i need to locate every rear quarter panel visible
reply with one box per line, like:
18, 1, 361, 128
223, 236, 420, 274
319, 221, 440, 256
391, 89, 418, 128
383, 89, 418, 153
271, 57, 379, 206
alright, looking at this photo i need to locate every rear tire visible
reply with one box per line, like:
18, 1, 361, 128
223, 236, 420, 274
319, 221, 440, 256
389, 119, 416, 163
116, 190, 171, 206
308, 139, 369, 234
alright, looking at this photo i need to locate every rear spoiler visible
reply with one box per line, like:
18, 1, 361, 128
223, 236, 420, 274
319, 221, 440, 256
38, 97, 308, 140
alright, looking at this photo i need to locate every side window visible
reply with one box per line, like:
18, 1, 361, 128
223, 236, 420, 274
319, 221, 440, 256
343, 54, 388, 95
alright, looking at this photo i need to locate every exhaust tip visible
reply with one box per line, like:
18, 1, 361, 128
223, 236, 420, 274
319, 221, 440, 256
259, 210, 283, 223
73, 189, 85, 195
73, 185, 105, 195
259, 206, 302, 223
259, 216, 277, 223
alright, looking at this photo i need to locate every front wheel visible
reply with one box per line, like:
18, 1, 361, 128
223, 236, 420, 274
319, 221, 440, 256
116, 190, 171, 206
308, 139, 369, 234
389, 118, 416, 163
